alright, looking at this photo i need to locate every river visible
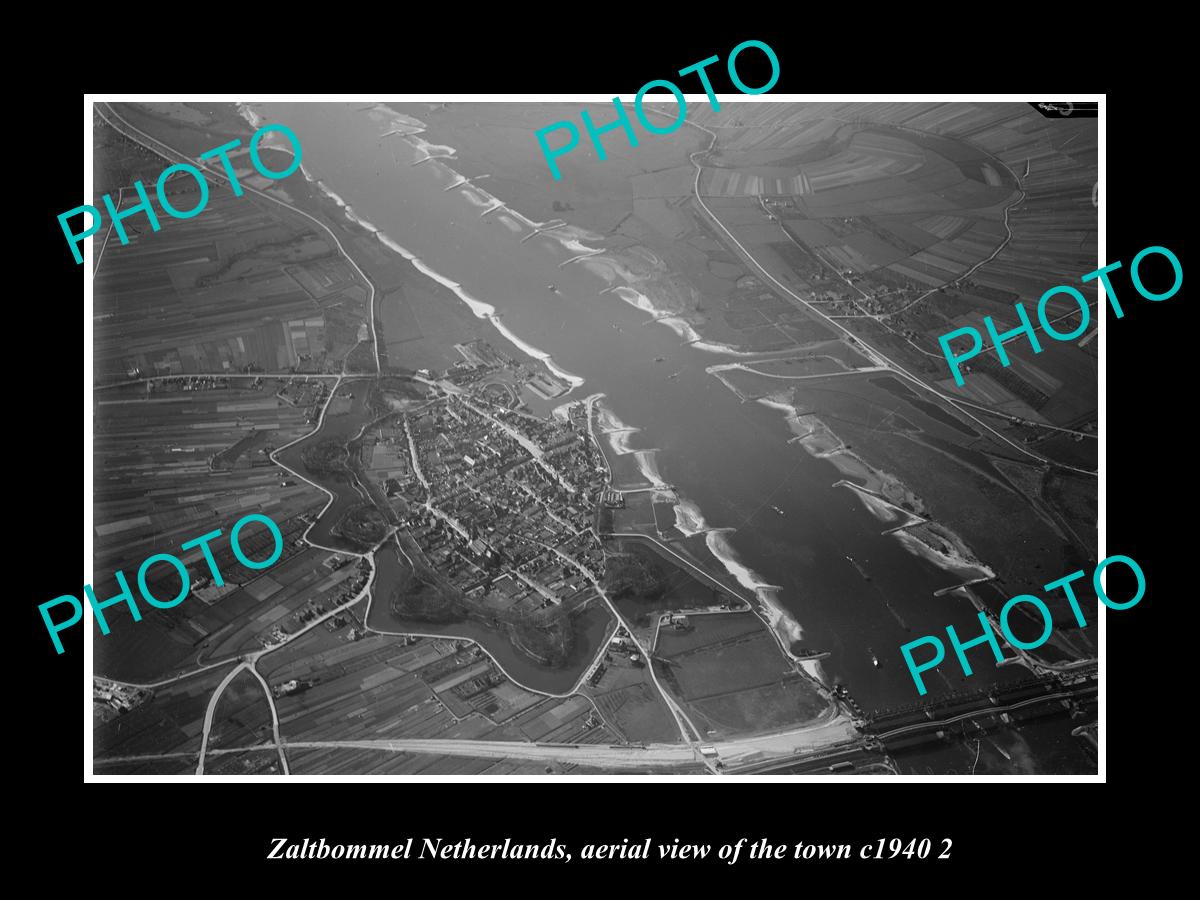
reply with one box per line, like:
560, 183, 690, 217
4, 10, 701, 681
249, 102, 1093, 772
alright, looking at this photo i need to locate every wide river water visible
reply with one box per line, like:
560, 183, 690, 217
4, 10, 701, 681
252, 102, 1093, 773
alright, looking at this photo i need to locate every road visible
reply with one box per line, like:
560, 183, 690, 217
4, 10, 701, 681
663, 111, 1096, 478
247, 664, 291, 775
190, 546, 380, 775
86, 107, 709, 777
194, 663, 249, 775
286, 738, 696, 768
95, 102, 382, 374
95, 361, 379, 775
101, 717, 864, 773
94, 105, 1002, 779
97, 738, 695, 770
92, 186, 122, 275
511, 530, 719, 773
760, 190, 1103, 388
460, 396, 577, 494
95, 372, 341, 392
106, 675, 1092, 774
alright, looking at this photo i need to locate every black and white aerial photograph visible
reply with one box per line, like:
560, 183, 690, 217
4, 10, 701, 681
85, 97, 1101, 778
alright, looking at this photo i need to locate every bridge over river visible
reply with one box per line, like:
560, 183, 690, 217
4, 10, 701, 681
725, 670, 1098, 774
865, 671, 1098, 752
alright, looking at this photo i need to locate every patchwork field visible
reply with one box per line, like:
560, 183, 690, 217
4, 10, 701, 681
258, 625, 617, 747
94, 112, 373, 382
94, 663, 237, 762
652, 613, 829, 740
90, 100, 1097, 776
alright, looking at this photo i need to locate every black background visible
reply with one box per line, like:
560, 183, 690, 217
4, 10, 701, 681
19, 22, 1183, 888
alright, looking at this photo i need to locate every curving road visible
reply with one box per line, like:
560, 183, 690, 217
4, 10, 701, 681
95, 103, 381, 374
671, 115, 1096, 478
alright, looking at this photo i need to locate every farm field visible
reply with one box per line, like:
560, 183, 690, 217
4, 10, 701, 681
93, 663, 238, 762
258, 626, 619, 750
684, 103, 1097, 437
89, 99, 1098, 777
653, 613, 829, 740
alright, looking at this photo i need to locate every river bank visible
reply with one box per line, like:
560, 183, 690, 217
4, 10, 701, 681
243, 101, 1084, 735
